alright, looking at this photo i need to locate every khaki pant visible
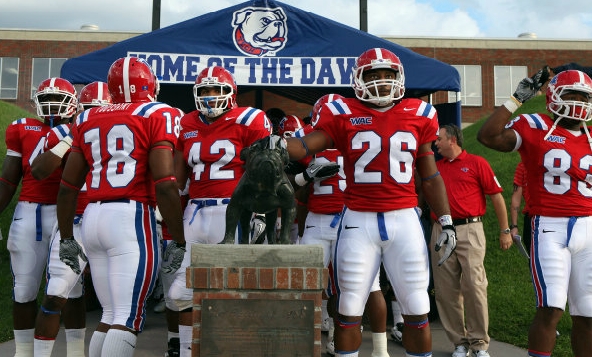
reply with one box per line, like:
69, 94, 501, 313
430, 222, 490, 351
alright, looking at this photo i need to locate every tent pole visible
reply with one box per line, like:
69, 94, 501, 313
359, 0, 368, 32
152, 0, 161, 31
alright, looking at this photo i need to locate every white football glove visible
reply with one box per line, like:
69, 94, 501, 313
250, 214, 266, 242
59, 238, 87, 275
162, 241, 186, 274
435, 225, 457, 266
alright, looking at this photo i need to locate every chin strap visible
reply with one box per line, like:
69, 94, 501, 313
583, 124, 592, 152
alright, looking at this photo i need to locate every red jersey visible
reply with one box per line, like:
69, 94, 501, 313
509, 113, 592, 216
314, 97, 439, 212
513, 161, 530, 214
71, 102, 182, 204
307, 149, 345, 214
436, 150, 502, 219
5, 118, 59, 203
176, 107, 271, 199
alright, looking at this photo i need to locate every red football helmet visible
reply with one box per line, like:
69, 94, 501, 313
278, 115, 303, 138
193, 66, 237, 118
78, 81, 112, 111
107, 57, 159, 103
351, 48, 405, 106
311, 93, 346, 125
34, 77, 78, 122
546, 70, 592, 121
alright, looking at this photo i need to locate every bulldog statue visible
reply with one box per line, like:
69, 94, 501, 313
223, 135, 295, 244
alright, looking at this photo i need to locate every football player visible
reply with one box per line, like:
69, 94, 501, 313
56, 57, 186, 357
478, 68, 592, 357
168, 65, 271, 357
0, 77, 77, 357
31, 81, 112, 357
283, 47, 456, 357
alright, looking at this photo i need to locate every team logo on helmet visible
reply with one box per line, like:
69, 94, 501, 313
232, 6, 288, 57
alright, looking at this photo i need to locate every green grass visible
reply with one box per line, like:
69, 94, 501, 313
0, 98, 576, 355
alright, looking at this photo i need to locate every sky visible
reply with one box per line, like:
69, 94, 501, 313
0, 0, 591, 40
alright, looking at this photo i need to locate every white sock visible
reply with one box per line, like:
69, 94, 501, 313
168, 331, 180, 341
179, 324, 193, 357
88, 331, 107, 357
14, 329, 34, 357
33, 338, 55, 357
392, 300, 403, 324
371, 332, 389, 357
65, 328, 86, 357
322, 299, 329, 321
101, 329, 136, 357
328, 321, 335, 340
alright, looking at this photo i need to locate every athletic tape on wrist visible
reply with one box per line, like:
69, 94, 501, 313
503, 97, 522, 113
438, 214, 453, 226
49, 140, 72, 159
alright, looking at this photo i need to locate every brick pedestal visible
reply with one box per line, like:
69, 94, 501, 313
187, 244, 327, 357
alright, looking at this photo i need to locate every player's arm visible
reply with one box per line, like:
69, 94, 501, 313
57, 151, 88, 238
0, 155, 22, 214
416, 143, 450, 219
489, 192, 512, 250
173, 149, 189, 192
32, 129, 73, 180
151, 142, 186, 247
416, 142, 456, 265
478, 66, 550, 152
510, 184, 523, 235
286, 131, 331, 161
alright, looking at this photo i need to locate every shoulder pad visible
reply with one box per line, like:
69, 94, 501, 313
132, 102, 172, 117
326, 99, 351, 115
235, 107, 264, 126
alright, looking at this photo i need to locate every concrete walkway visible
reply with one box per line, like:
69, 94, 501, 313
0, 306, 527, 356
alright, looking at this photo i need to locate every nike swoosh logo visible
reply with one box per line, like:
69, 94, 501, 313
225, 117, 235, 121
344, 225, 358, 229
308, 166, 322, 174
124, 340, 136, 348
542, 229, 555, 233
403, 107, 416, 111
306, 225, 315, 229
13, 218, 23, 221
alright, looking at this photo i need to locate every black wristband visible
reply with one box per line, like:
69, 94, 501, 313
509, 224, 519, 229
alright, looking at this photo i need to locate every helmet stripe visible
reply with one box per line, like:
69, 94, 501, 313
97, 82, 104, 101
123, 57, 131, 103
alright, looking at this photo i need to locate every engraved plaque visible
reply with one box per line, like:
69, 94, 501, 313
201, 299, 314, 356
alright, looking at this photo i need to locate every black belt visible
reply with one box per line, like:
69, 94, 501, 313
92, 199, 131, 204
452, 216, 482, 226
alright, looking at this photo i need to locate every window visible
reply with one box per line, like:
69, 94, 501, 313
0, 57, 19, 99
31, 58, 67, 98
494, 66, 527, 106
448, 65, 482, 106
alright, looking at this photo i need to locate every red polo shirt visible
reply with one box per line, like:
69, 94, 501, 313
435, 150, 503, 219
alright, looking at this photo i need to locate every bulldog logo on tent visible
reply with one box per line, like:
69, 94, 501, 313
232, 6, 288, 57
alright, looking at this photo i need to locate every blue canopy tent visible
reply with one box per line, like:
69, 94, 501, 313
61, 0, 461, 124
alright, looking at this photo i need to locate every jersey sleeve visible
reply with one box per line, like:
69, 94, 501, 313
241, 108, 272, 145
5, 120, 23, 156
44, 124, 71, 150
147, 105, 183, 146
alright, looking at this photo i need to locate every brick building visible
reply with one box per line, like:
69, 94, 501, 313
1, 28, 591, 123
